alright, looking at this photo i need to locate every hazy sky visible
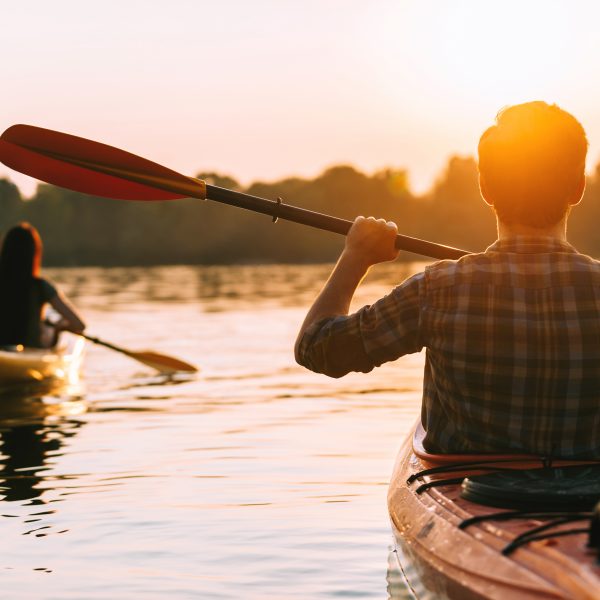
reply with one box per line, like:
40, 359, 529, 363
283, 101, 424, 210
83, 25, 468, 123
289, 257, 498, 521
2, 0, 600, 196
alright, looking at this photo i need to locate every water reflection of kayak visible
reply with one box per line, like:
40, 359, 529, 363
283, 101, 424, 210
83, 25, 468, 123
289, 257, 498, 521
0, 335, 85, 386
388, 422, 600, 600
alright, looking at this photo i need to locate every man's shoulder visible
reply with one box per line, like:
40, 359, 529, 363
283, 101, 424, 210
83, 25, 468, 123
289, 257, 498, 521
423, 247, 600, 289
423, 253, 490, 286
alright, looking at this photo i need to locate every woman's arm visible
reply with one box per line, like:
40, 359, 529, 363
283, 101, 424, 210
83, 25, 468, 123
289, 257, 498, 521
48, 292, 86, 334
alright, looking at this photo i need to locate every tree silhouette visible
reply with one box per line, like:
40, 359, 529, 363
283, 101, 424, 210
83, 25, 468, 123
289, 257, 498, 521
1, 156, 598, 265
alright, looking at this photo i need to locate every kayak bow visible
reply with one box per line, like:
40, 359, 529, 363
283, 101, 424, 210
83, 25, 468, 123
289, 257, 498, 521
0, 336, 85, 385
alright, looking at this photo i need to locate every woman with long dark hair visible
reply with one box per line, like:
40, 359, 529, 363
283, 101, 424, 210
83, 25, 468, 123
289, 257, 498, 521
0, 223, 85, 348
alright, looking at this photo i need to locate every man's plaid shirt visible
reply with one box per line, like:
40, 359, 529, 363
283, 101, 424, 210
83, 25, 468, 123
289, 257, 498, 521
297, 236, 600, 458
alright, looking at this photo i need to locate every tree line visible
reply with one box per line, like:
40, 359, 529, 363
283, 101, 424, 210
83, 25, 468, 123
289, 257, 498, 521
1, 155, 599, 266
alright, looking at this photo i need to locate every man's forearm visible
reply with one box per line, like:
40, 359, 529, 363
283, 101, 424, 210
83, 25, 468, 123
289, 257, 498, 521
294, 249, 369, 361
294, 216, 399, 366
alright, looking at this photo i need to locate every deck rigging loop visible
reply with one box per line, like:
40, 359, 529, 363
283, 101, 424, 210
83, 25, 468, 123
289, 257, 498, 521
409, 458, 600, 557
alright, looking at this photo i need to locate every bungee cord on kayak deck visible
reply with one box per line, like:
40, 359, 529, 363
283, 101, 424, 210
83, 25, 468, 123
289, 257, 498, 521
408, 457, 600, 557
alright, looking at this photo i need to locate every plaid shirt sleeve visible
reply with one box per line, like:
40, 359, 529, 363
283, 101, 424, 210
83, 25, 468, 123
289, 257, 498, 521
296, 272, 424, 377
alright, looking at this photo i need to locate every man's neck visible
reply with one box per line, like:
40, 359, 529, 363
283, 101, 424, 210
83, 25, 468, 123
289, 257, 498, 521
496, 218, 568, 242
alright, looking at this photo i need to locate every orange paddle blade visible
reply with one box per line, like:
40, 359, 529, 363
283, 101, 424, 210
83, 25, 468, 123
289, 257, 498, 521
82, 333, 198, 374
124, 350, 199, 374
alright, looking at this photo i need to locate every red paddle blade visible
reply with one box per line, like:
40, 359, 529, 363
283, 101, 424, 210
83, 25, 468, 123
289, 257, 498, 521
0, 124, 203, 201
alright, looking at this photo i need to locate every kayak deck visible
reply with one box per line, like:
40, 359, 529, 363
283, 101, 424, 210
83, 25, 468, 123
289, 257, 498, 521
388, 423, 600, 600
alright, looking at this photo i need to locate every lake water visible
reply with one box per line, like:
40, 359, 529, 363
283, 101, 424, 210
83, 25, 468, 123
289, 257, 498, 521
0, 262, 428, 599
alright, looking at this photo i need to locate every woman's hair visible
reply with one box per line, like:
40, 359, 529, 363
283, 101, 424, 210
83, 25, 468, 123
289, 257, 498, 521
478, 101, 588, 227
0, 223, 43, 345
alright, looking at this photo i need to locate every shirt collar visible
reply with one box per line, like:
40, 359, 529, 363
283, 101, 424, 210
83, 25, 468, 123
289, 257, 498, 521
486, 235, 578, 254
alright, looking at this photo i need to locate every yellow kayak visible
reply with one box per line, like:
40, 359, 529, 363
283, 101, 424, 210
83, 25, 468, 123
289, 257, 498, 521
0, 336, 85, 385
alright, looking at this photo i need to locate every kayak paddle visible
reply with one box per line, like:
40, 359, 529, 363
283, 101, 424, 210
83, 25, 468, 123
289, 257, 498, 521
0, 124, 470, 260
82, 332, 198, 374
43, 320, 197, 374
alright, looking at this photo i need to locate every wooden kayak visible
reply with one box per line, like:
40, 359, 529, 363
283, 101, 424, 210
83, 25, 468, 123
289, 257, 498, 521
388, 422, 600, 600
0, 336, 85, 385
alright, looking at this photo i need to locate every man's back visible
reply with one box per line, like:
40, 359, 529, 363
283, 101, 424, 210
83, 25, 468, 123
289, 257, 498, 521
421, 236, 600, 457
295, 101, 598, 459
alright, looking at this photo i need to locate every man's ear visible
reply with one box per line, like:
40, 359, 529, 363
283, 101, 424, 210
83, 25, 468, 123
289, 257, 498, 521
567, 173, 586, 206
479, 173, 494, 207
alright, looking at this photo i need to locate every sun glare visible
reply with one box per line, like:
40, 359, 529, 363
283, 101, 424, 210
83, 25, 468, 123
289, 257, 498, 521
360, 0, 598, 186
425, 2, 578, 106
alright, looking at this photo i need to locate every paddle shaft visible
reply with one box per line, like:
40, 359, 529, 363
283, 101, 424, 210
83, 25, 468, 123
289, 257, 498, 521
42, 318, 129, 356
205, 185, 469, 260
81, 333, 128, 355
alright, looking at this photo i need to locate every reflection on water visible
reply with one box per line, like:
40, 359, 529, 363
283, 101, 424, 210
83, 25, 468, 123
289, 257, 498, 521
48, 262, 427, 311
0, 379, 87, 547
0, 418, 84, 504
2, 263, 425, 599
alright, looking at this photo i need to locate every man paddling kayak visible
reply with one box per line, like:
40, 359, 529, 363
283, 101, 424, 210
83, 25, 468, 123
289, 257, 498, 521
295, 101, 599, 458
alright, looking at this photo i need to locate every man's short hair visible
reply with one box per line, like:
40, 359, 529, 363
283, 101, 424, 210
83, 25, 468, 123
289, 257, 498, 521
478, 101, 588, 227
